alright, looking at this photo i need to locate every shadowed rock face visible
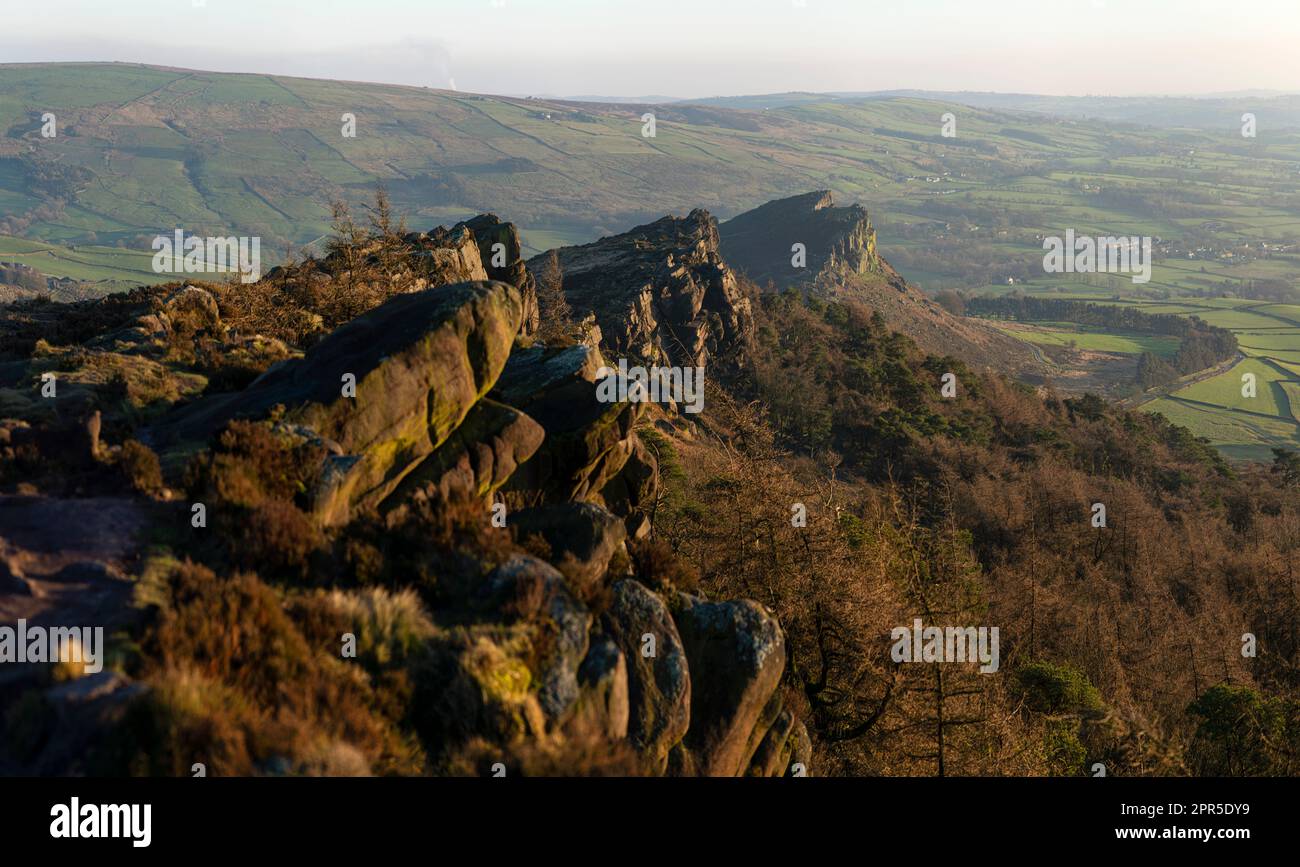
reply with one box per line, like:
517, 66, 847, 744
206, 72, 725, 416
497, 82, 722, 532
492, 344, 643, 505
719, 190, 879, 289
509, 502, 626, 595
594, 435, 659, 540
526, 210, 752, 371
574, 637, 630, 741
748, 706, 796, 777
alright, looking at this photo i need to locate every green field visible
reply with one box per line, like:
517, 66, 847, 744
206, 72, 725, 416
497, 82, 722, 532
1141, 393, 1299, 462
986, 320, 1180, 356
1177, 357, 1293, 416
973, 289, 1300, 460
0, 235, 165, 287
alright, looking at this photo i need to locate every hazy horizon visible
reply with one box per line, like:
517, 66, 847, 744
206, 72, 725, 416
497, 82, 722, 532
3, 0, 1299, 100
8, 58, 1300, 103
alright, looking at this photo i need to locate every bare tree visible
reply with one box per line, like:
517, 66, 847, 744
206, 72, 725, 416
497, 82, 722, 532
533, 249, 573, 343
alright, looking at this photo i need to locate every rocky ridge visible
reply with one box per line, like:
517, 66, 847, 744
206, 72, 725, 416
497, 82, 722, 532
0, 205, 805, 777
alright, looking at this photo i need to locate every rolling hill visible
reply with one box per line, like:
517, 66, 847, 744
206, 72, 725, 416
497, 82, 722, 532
4, 62, 1300, 459
5, 62, 1300, 267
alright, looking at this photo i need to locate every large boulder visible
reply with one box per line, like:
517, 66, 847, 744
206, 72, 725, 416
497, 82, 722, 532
673, 593, 786, 777
382, 399, 544, 508
492, 343, 607, 404
148, 281, 525, 524
601, 580, 690, 771
479, 555, 591, 726
493, 344, 641, 503
509, 502, 626, 595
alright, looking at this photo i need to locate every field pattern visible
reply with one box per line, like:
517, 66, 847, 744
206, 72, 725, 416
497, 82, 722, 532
974, 289, 1300, 460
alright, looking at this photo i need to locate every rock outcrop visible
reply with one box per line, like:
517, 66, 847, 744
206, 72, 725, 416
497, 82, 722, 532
527, 210, 752, 372
602, 579, 691, 772
492, 344, 645, 507
462, 215, 540, 337
672, 594, 787, 776
720, 190, 1042, 374
481, 555, 591, 725
383, 399, 544, 507
149, 281, 525, 525
299, 214, 538, 337
719, 190, 879, 288
595, 434, 660, 539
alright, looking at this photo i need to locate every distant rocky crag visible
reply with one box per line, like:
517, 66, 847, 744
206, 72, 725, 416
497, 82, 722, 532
719, 190, 881, 288
720, 190, 1040, 374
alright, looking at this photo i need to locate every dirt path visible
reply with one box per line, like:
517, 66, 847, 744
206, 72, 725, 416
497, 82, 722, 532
0, 495, 149, 686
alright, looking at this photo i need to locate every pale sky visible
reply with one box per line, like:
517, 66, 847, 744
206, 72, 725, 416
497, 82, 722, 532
2, 0, 1297, 98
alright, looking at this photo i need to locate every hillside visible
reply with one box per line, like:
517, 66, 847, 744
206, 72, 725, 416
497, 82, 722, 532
7, 63, 1300, 454
5, 62, 1300, 277
7, 63, 1300, 456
